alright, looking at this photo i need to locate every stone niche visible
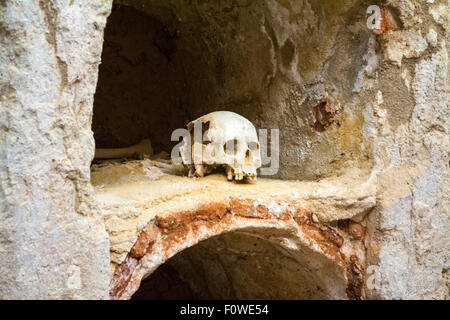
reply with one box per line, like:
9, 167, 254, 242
91, 0, 380, 300
92, 0, 376, 180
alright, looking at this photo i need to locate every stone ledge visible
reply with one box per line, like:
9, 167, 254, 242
92, 160, 374, 300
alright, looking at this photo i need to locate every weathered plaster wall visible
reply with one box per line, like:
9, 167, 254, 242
0, 0, 113, 299
363, 0, 449, 300
93, 0, 375, 180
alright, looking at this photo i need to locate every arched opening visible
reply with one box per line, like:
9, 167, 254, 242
131, 228, 347, 300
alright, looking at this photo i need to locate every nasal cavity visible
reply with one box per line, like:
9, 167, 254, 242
245, 149, 251, 164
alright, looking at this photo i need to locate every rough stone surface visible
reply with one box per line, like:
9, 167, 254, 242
0, 0, 113, 299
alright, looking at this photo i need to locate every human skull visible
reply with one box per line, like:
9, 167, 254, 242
180, 111, 261, 182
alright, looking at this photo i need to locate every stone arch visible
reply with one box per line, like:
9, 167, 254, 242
109, 198, 363, 300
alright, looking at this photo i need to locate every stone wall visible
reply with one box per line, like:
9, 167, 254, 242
0, 0, 448, 300
93, 0, 376, 180
0, 0, 113, 299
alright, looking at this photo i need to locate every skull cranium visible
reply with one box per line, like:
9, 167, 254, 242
180, 111, 261, 182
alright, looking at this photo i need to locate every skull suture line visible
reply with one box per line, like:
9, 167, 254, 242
180, 111, 262, 182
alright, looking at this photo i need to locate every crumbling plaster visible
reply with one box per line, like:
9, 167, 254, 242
94, 0, 377, 180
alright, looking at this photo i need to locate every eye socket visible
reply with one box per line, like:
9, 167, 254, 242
201, 121, 212, 145
190, 120, 211, 145
224, 139, 239, 155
